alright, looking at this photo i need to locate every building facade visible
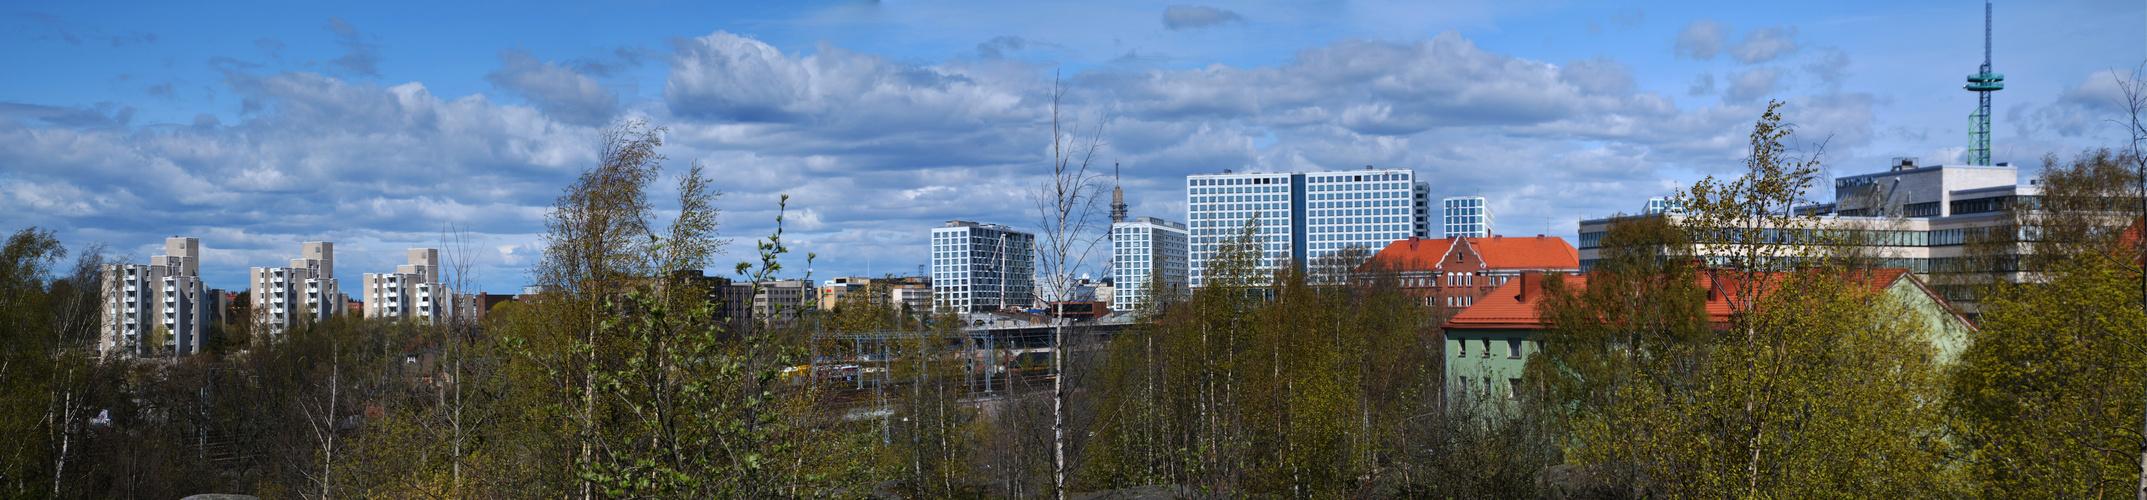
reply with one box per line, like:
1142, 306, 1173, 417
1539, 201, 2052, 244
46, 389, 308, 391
99, 237, 212, 357
1441, 270, 1974, 405
751, 279, 816, 323
251, 241, 343, 336
1364, 235, 1580, 310
1578, 158, 2029, 306
1442, 196, 1493, 238
362, 248, 446, 323
819, 276, 933, 312
930, 221, 1036, 312
1185, 167, 1432, 287
1109, 216, 1189, 311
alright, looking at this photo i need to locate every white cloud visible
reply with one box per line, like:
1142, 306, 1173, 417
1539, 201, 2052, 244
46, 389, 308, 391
486, 49, 617, 126
1724, 68, 1781, 102
1728, 26, 1799, 64
2, 28, 1897, 292
1675, 19, 1728, 60
1161, 5, 1246, 30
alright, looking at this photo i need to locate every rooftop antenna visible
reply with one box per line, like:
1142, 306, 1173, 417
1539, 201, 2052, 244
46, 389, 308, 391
1965, 0, 2004, 166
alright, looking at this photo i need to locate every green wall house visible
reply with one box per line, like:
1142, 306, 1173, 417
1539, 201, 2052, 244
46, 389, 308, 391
1441, 270, 1976, 406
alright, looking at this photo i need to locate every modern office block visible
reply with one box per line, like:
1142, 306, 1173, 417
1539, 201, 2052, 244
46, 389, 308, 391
1185, 167, 1431, 287
1579, 158, 2029, 310
930, 221, 1036, 312
99, 237, 211, 357
1443, 196, 1493, 238
1109, 216, 1188, 310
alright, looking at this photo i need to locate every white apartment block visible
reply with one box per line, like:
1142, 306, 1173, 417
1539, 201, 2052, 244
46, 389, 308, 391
1443, 196, 1493, 238
930, 221, 1036, 312
1110, 216, 1189, 311
99, 237, 210, 358
251, 241, 343, 336
1185, 168, 1431, 287
362, 248, 447, 323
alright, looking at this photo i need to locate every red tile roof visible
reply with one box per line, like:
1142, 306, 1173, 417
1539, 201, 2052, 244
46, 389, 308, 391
1365, 235, 1579, 271
1442, 268, 1932, 331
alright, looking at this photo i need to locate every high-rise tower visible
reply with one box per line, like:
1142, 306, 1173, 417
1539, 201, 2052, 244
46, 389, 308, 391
1964, 0, 2004, 166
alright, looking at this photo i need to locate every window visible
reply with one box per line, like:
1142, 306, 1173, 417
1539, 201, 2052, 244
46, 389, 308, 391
1508, 339, 1522, 358
1508, 378, 1522, 399
1481, 339, 1492, 358
1456, 337, 1467, 357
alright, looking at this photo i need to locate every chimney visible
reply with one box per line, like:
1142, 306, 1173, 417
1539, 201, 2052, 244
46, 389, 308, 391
1516, 271, 1543, 303
1408, 237, 1419, 250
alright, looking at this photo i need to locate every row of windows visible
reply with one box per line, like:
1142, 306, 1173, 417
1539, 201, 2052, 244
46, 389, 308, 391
1454, 337, 1526, 358
1577, 227, 2001, 249
1189, 176, 1288, 187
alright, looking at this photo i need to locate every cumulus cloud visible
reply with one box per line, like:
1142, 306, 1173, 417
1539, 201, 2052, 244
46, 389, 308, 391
1688, 73, 1716, 96
2, 28, 1891, 293
1804, 47, 1851, 86
325, 18, 382, 78
1724, 68, 1780, 102
1162, 5, 1246, 30
486, 49, 618, 126
2020, 69, 2137, 137
1728, 26, 1799, 64
1675, 19, 1728, 60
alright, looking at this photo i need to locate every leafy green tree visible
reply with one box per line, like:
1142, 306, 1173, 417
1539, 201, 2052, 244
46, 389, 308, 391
1949, 148, 2147, 497
1529, 102, 1963, 497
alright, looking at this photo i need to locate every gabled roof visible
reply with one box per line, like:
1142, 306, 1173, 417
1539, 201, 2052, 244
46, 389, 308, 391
1364, 235, 1579, 272
1441, 268, 1963, 332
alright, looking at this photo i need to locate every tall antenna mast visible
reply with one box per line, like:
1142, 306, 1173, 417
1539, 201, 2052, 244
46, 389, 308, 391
1108, 163, 1129, 223
1965, 0, 2004, 166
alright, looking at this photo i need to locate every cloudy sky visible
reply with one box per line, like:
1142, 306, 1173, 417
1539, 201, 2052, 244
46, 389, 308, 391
2, 0, 2141, 293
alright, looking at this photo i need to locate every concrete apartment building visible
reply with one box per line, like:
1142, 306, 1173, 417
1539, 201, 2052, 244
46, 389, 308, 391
930, 221, 1036, 312
361, 249, 447, 323
1442, 196, 1493, 238
1364, 235, 1581, 310
1185, 167, 1432, 287
751, 279, 816, 323
1109, 216, 1188, 311
99, 237, 212, 358
819, 276, 932, 312
251, 241, 343, 336
1578, 157, 2030, 306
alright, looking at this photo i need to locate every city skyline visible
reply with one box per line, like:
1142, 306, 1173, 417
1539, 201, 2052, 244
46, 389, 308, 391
3, 1, 2142, 294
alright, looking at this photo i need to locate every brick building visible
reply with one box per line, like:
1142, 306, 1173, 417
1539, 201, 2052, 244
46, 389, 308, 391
1361, 235, 1580, 310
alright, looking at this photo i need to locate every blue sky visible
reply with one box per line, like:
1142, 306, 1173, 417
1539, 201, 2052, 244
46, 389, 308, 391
2, 0, 2141, 294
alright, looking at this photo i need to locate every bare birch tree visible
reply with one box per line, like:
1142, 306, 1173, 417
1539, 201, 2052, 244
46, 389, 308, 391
1031, 73, 1108, 500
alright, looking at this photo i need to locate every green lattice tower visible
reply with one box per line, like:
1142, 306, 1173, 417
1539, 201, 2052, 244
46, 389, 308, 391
1965, 1, 2003, 166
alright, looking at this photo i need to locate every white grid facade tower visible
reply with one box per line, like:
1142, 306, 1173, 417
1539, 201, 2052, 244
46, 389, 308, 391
930, 221, 1036, 312
1110, 216, 1189, 310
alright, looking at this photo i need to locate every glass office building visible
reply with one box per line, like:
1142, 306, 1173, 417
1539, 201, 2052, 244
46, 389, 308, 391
1185, 168, 1431, 287
1443, 196, 1493, 238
